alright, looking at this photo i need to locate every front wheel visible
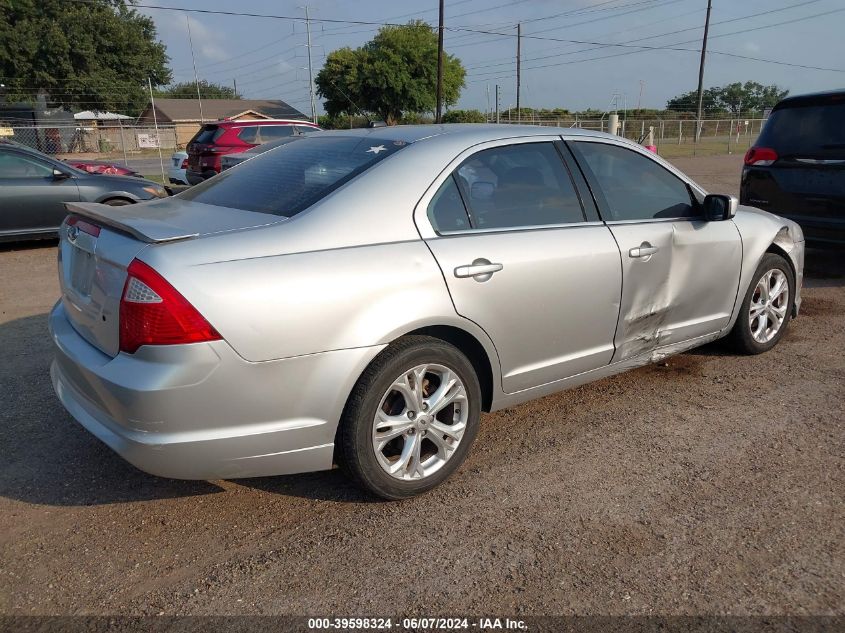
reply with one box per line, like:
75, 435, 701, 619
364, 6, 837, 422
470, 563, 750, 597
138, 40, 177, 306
338, 336, 481, 500
727, 252, 794, 354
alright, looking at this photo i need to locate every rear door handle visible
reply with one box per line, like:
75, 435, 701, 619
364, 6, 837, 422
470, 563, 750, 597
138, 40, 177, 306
454, 258, 503, 281
628, 243, 659, 258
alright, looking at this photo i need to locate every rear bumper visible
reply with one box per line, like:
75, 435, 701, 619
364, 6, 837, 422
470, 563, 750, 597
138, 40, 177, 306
49, 301, 384, 480
780, 215, 845, 248
186, 170, 216, 185
167, 168, 188, 185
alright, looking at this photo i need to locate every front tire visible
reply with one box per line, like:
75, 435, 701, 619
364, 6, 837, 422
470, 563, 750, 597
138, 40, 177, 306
727, 252, 794, 354
338, 336, 481, 500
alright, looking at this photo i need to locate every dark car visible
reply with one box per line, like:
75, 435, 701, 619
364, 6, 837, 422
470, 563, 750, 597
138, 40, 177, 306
741, 90, 845, 247
0, 142, 168, 242
186, 119, 320, 185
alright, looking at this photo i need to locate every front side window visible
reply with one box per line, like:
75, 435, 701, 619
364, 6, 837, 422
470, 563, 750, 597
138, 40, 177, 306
573, 142, 696, 221
451, 142, 585, 230
0, 152, 54, 178
179, 135, 406, 217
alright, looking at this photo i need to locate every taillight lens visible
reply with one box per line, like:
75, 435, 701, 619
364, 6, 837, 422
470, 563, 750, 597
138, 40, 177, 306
744, 147, 778, 166
119, 259, 221, 354
67, 216, 101, 237
180, 158, 188, 169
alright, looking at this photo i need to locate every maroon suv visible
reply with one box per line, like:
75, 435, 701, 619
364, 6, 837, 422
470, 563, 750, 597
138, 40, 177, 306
185, 119, 320, 185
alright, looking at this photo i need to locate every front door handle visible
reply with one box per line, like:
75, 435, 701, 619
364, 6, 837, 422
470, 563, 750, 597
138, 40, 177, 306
629, 242, 659, 258
454, 258, 503, 282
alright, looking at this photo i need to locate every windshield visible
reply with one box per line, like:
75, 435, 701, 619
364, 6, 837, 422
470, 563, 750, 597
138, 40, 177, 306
758, 103, 845, 157
179, 135, 407, 217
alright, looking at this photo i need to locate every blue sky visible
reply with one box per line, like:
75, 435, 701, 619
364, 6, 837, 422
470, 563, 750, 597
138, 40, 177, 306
142, 0, 845, 115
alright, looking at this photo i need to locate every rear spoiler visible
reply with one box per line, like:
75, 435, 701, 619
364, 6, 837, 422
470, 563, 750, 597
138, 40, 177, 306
64, 202, 199, 243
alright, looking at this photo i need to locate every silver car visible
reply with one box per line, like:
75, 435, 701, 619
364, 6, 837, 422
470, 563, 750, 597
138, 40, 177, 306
49, 125, 804, 499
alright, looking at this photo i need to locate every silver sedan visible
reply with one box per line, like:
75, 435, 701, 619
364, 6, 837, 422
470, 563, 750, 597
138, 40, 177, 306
49, 125, 804, 499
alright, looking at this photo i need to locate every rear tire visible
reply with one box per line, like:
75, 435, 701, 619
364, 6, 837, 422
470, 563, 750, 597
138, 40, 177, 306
727, 253, 794, 355
338, 336, 481, 500
102, 198, 132, 206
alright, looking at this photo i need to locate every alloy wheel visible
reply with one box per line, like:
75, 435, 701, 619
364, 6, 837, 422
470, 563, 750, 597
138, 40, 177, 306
372, 363, 469, 481
749, 268, 789, 343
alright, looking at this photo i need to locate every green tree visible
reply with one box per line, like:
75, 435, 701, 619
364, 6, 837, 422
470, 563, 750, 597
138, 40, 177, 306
442, 109, 486, 123
156, 80, 240, 100
0, 0, 171, 115
315, 21, 465, 125
667, 82, 789, 116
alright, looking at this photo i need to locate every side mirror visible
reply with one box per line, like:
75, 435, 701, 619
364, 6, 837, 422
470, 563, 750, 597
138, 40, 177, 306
703, 193, 738, 221
52, 168, 71, 181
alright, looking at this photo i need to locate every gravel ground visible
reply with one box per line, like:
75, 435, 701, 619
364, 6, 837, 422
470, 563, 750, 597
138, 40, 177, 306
1, 154, 843, 619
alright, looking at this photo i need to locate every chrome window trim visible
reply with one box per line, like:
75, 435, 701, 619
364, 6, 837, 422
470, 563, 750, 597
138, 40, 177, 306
603, 216, 708, 226
436, 220, 606, 237
414, 135, 585, 240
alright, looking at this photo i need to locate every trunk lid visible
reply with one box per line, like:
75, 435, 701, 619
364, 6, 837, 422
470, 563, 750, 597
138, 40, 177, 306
60, 199, 283, 356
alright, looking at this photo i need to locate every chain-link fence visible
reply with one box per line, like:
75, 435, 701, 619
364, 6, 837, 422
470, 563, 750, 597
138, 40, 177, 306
2, 124, 179, 178
494, 116, 765, 158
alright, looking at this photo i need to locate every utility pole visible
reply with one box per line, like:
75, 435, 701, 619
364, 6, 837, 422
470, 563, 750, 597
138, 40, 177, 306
486, 83, 490, 122
233, 78, 238, 97
185, 15, 204, 123
147, 77, 166, 184
694, 0, 713, 143
435, 0, 444, 123
637, 80, 645, 110
303, 6, 317, 123
495, 84, 500, 124
516, 23, 521, 123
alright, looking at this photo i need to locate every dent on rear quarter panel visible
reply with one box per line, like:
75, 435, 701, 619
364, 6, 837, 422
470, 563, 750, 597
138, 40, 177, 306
157, 240, 459, 362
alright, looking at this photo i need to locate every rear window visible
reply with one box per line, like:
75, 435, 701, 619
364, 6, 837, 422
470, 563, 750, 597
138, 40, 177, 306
179, 135, 407, 217
758, 102, 845, 156
192, 125, 223, 144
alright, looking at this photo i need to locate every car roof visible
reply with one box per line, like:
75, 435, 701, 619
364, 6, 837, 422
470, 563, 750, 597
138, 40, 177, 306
774, 89, 845, 110
211, 119, 319, 127
313, 123, 628, 146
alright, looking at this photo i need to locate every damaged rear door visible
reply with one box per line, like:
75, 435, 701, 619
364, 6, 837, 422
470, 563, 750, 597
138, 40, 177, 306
568, 139, 742, 361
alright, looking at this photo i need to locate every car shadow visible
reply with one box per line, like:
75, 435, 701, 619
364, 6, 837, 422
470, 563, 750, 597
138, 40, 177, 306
804, 247, 844, 288
234, 470, 382, 504
0, 237, 59, 252
0, 313, 225, 506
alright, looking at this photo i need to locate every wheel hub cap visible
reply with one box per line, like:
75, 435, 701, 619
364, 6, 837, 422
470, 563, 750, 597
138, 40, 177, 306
749, 268, 789, 344
372, 363, 469, 481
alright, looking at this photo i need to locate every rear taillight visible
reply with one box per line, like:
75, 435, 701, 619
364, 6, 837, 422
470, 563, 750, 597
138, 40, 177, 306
119, 259, 221, 354
744, 146, 778, 166
180, 159, 188, 169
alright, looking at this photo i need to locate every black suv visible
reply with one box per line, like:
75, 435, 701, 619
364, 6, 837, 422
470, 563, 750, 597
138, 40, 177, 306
741, 90, 844, 247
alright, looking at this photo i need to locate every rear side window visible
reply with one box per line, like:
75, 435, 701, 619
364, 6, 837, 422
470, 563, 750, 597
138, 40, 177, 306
573, 142, 696, 221
296, 126, 320, 135
758, 103, 845, 157
179, 136, 406, 217
257, 126, 295, 142
192, 125, 223, 144
451, 142, 585, 230
236, 126, 259, 144
428, 176, 472, 233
